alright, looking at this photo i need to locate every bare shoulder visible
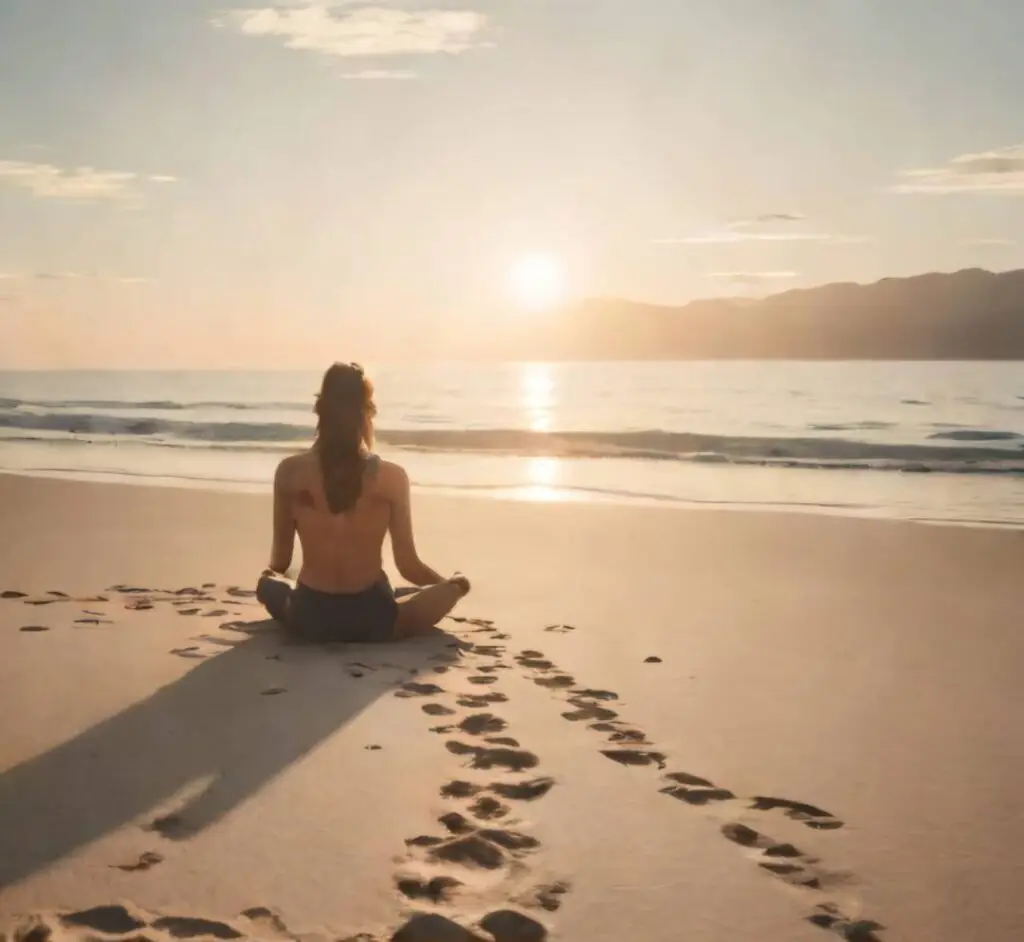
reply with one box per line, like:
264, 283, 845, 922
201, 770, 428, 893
375, 458, 409, 496
274, 450, 313, 486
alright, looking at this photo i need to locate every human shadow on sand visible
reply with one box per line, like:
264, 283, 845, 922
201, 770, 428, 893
0, 618, 464, 889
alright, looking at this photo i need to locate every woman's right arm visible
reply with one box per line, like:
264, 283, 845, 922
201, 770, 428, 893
386, 464, 446, 587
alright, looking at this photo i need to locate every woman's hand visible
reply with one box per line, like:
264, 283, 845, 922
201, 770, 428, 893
447, 572, 471, 596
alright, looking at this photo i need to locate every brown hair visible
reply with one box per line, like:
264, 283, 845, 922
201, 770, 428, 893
313, 362, 377, 514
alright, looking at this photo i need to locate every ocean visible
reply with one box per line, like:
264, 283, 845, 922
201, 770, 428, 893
1, 361, 1022, 527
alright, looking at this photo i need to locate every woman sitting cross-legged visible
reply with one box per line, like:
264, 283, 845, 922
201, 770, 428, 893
256, 361, 470, 642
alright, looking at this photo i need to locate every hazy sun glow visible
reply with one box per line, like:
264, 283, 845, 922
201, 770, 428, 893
507, 253, 566, 312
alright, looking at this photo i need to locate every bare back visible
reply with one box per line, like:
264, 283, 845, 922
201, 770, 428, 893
281, 449, 393, 592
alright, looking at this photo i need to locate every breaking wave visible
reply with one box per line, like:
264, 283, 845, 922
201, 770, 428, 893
1, 408, 1022, 475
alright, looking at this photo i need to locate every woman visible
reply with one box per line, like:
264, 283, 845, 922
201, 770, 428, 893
256, 362, 470, 642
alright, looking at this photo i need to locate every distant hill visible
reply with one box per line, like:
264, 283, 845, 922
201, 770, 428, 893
471, 268, 1024, 360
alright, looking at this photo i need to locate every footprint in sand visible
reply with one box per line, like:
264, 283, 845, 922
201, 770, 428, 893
469, 796, 510, 820
60, 905, 148, 934
517, 881, 572, 913
468, 676, 499, 685
395, 682, 446, 698
604, 727, 650, 744
396, 874, 463, 903
261, 687, 287, 696
387, 913, 488, 942
490, 777, 556, 801
459, 713, 508, 735
561, 700, 618, 723
480, 910, 548, 941
440, 780, 482, 799
534, 675, 575, 689
74, 617, 114, 626
111, 851, 164, 872
19, 625, 50, 632
457, 692, 509, 708
446, 741, 540, 772
661, 777, 735, 804
517, 657, 555, 671
170, 646, 206, 659
573, 688, 618, 701
807, 907, 885, 941
145, 813, 187, 839
750, 796, 844, 830
721, 823, 852, 891
1, 590, 28, 599
601, 749, 667, 770
152, 915, 243, 938
47, 905, 291, 942
429, 833, 507, 870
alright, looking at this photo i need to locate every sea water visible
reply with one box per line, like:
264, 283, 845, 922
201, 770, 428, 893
1, 361, 1022, 527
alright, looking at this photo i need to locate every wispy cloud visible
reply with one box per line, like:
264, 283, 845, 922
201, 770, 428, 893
341, 68, 417, 79
963, 237, 1017, 247
656, 211, 868, 246
655, 232, 864, 245
0, 161, 176, 201
709, 271, 798, 287
727, 212, 805, 231
0, 271, 154, 284
893, 144, 1024, 194
213, 3, 490, 59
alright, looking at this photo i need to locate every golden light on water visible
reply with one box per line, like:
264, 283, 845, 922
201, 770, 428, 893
506, 253, 566, 312
523, 456, 561, 502
520, 362, 553, 432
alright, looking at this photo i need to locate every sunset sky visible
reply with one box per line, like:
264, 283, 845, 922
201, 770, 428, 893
2, 0, 1024, 367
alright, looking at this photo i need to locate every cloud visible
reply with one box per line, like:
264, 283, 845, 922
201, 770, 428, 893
0, 161, 176, 201
709, 271, 798, 286
893, 144, 1024, 194
655, 232, 864, 245
213, 3, 490, 59
0, 271, 154, 284
963, 237, 1016, 247
727, 212, 805, 230
341, 68, 417, 79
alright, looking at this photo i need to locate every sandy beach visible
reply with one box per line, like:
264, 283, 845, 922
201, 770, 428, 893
1, 472, 1022, 942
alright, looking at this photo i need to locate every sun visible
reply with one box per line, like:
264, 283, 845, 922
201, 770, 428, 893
506, 253, 567, 312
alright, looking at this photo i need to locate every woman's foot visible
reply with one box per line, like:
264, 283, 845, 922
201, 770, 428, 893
448, 573, 471, 597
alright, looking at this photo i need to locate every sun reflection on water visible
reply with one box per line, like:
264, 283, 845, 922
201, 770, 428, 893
520, 363, 554, 433
521, 455, 561, 502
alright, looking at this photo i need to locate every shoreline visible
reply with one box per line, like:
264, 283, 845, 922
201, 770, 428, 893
2, 463, 1023, 532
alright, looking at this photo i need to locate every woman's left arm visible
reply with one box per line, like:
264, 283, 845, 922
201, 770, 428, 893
268, 457, 296, 575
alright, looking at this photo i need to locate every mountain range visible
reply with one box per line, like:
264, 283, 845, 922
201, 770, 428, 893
462, 267, 1024, 360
